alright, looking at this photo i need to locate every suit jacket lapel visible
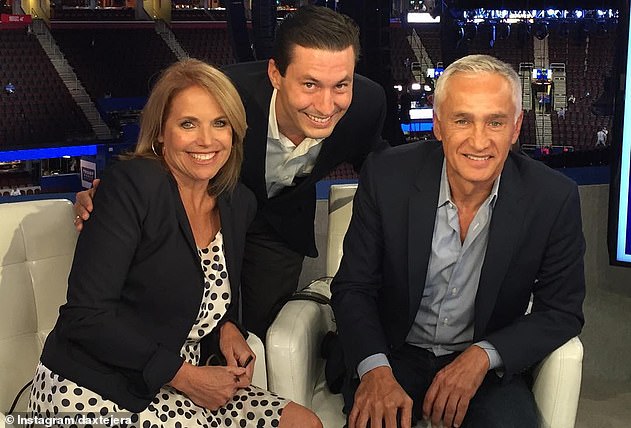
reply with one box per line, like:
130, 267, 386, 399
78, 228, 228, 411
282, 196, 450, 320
407, 145, 444, 326
217, 195, 237, 287
170, 177, 198, 257
242, 78, 273, 201
474, 155, 525, 338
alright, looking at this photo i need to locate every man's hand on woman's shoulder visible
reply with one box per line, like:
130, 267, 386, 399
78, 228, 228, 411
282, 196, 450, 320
73, 179, 100, 231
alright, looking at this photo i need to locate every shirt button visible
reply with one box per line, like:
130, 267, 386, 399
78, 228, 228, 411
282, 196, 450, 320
452, 288, 458, 295
443, 317, 449, 325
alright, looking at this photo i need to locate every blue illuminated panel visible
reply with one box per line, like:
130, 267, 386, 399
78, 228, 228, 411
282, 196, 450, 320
617, 21, 631, 264
0, 145, 97, 162
401, 122, 434, 132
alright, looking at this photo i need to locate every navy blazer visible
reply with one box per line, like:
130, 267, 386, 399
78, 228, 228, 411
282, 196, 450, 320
223, 61, 387, 257
41, 158, 256, 412
331, 141, 586, 381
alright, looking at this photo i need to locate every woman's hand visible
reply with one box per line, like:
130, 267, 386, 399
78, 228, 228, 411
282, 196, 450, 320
169, 362, 248, 410
219, 322, 255, 384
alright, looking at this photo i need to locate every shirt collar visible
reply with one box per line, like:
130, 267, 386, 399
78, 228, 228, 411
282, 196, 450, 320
438, 159, 501, 209
268, 89, 282, 141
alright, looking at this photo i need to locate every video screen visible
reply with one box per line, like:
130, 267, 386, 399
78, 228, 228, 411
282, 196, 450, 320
609, 0, 631, 266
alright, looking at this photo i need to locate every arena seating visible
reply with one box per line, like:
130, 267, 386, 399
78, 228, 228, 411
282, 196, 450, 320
389, 26, 416, 84
52, 27, 177, 99
0, 28, 94, 149
548, 23, 615, 150
171, 8, 227, 21
173, 26, 236, 66
323, 162, 358, 181
414, 23, 442, 67
0, 15, 619, 169
51, 7, 135, 21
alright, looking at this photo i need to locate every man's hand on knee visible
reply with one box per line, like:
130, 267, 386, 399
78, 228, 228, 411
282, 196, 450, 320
349, 366, 413, 428
422, 345, 489, 428
73, 179, 100, 231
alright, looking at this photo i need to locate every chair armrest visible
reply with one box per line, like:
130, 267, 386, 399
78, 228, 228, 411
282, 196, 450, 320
532, 336, 583, 428
266, 280, 336, 407
246, 332, 267, 390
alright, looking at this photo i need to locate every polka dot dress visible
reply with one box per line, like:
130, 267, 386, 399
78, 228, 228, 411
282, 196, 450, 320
28, 231, 289, 427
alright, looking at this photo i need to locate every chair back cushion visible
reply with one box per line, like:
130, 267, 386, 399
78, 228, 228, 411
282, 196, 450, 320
0, 200, 77, 413
326, 184, 358, 277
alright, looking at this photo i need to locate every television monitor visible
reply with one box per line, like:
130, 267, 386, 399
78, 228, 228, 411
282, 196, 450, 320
608, 0, 631, 266
426, 67, 444, 79
532, 68, 553, 80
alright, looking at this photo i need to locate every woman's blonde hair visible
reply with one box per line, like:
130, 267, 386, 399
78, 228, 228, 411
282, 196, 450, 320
133, 58, 246, 196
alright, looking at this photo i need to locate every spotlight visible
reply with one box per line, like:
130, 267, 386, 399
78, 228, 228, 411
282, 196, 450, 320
546, 9, 563, 19
488, 23, 496, 47
573, 9, 584, 19
497, 22, 511, 40
455, 23, 465, 44
464, 22, 477, 41
534, 22, 548, 40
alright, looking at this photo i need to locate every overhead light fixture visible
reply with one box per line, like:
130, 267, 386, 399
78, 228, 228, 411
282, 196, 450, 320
488, 23, 496, 47
464, 22, 477, 41
534, 22, 548, 40
546, 9, 561, 19
497, 22, 511, 40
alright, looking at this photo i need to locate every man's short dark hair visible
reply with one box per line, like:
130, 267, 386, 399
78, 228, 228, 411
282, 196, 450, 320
272, 5, 360, 76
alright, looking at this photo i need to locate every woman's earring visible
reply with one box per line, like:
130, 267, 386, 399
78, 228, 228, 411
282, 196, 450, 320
151, 141, 161, 157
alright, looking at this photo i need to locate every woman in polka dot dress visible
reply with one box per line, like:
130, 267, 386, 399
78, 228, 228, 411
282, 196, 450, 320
27, 59, 322, 428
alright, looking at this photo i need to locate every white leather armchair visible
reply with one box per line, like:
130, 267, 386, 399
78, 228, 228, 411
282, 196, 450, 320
266, 184, 584, 428
0, 199, 266, 423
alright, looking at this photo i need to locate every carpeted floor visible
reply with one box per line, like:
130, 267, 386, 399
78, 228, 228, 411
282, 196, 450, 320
576, 377, 631, 428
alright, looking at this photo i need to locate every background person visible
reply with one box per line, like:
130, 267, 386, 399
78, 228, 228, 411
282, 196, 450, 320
330, 55, 585, 428
29, 59, 320, 428
596, 127, 607, 147
74, 6, 388, 340
4, 81, 15, 94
